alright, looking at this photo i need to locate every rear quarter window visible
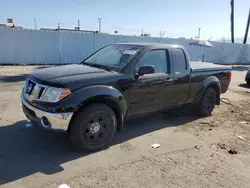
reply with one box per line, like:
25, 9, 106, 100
172, 49, 187, 73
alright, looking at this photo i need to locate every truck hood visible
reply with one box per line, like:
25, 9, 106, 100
32, 64, 108, 80
30, 64, 124, 90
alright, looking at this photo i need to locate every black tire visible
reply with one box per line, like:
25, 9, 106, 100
69, 103, 117, 152
247, 80, 250, 86
196, 87, 217, 117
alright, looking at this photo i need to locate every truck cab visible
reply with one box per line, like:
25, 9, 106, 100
127, 44, 191, 115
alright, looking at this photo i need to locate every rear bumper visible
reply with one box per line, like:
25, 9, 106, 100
21, 94, 73, 131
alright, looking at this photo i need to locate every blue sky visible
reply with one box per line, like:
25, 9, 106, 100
0, 0, 249, 40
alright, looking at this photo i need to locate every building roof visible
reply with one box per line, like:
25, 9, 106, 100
0, 24, 23, 29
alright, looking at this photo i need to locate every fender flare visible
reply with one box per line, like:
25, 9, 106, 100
67, 85, 127, 129
194, 76, 221, 104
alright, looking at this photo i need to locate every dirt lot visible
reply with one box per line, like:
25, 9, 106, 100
0, 65, 250, 188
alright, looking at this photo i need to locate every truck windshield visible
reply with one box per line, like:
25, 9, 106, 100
82, 44, 142, 70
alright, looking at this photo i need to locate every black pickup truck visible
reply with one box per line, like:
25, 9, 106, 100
21, 43, 232, 151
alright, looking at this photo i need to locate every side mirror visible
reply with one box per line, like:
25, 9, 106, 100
138, 65, 155, 76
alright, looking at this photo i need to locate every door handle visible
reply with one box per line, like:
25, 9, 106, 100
165, 78, 174, 85
165, 78, 174, 82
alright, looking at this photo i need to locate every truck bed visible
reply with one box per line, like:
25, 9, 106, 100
190, 61, 232, 72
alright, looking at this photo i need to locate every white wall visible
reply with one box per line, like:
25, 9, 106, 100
0, 28, 249, 65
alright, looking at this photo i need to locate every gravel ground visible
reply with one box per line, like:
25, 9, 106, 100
0, 65, 250, 188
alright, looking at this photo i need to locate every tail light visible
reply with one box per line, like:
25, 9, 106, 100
228, 71, 232, 84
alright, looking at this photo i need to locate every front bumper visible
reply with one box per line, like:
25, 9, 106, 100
246, 71, 250, 81
21, 94, 73, 131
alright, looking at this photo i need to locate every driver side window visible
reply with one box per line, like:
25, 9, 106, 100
136, 50, 167, 73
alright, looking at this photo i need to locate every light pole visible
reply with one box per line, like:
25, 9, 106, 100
34, 18, 37, 30
198, 28, 201, 39
78, 19, 80, 30
98, 18, 102, 33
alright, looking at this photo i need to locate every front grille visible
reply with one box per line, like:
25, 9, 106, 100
24, 79, 47, 101
38, 87, 45, 99
26, 79, 36, 95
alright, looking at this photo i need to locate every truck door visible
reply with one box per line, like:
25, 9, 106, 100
128, 49, 173, 116
169, 48, 191, 106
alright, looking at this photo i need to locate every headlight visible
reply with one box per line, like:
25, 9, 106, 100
41, 87, 71, 103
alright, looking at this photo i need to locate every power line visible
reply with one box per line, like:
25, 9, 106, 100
96, 20, 197, 37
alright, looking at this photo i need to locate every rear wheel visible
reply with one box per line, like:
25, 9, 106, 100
69, 103, 117, 152
196, 87, 217, 117
247, 80, 250, 86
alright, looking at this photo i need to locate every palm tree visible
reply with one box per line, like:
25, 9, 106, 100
243, 8, 250, 44
230, 0, 235, 43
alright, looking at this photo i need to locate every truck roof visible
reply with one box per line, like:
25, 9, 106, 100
114, 42, 185, 50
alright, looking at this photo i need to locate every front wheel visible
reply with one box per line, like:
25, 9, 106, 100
196, 87, 217, 117
69, 103, 117, 152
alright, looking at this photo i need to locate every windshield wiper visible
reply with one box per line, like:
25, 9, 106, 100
82, 62, 99, 68
82, 62, 118, 72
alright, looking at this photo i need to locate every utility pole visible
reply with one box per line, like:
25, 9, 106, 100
243, 8, 250, 44
78, 19, 80, 30
198, 28, 201, 39
159, 31, 165, 42
98, 18, 102, 33
58, 23, 60, 31
230, 0, 235, 43
34, 18, 37, 30
159, 31, 165, 38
